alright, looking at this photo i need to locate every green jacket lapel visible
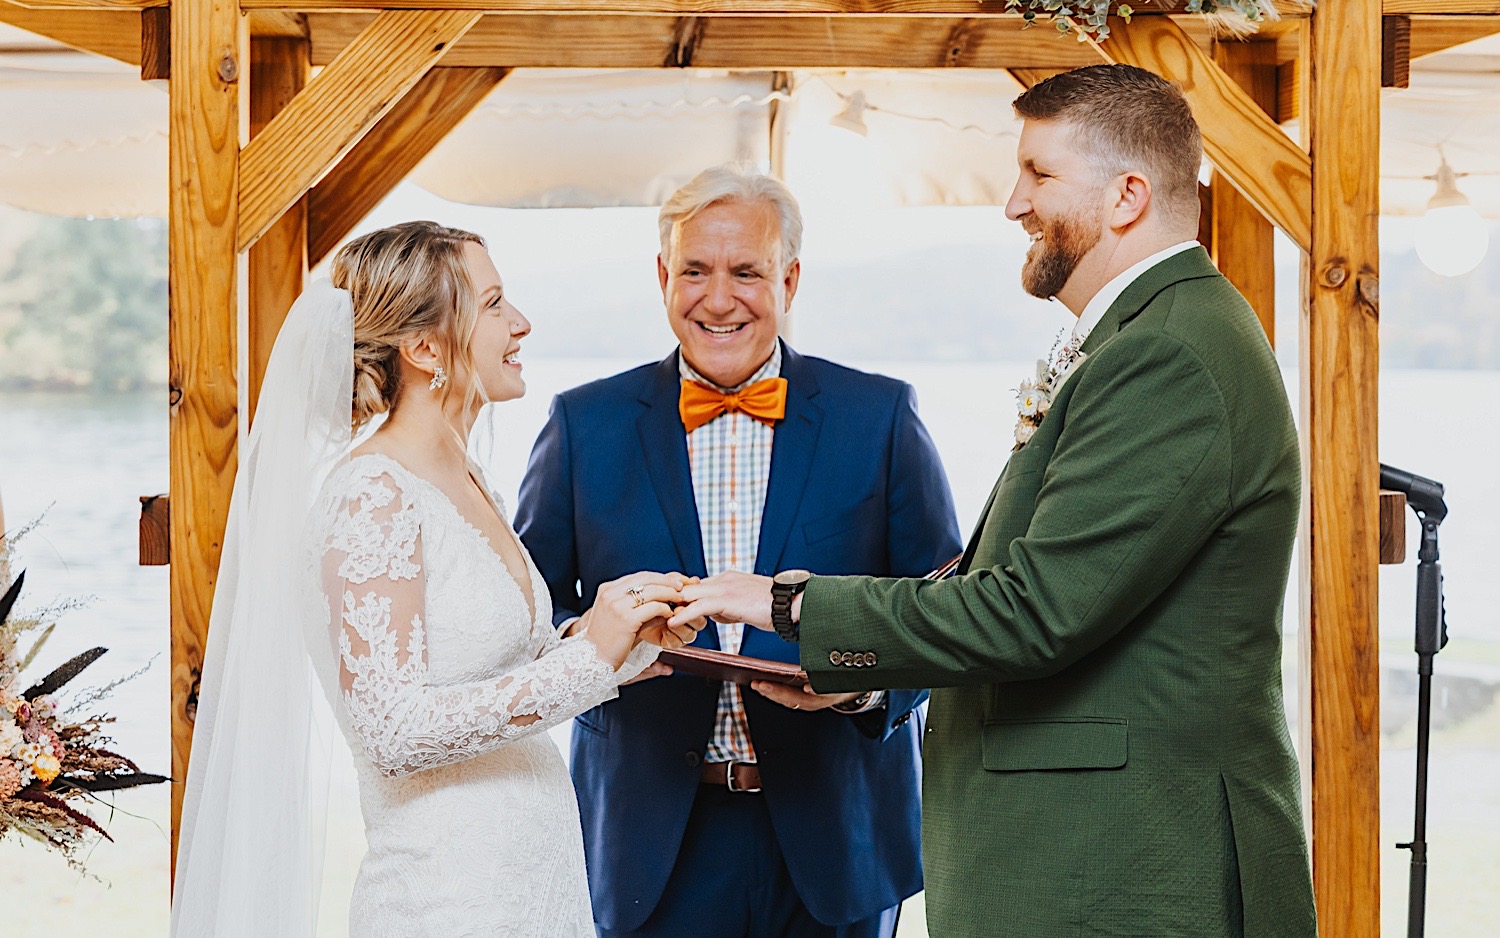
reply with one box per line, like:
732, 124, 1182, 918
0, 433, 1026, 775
1079, 246, 1220, 357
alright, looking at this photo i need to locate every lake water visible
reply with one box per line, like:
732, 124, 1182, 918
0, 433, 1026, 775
1, 359, 1497, 934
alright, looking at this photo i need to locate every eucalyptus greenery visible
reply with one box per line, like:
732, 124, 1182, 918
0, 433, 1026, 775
1002, 0, 1271, 42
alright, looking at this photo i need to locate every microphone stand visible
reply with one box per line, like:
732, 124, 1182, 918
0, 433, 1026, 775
1382, 464, 1450, 938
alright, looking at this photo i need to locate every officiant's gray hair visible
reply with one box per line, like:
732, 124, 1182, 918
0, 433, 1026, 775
658, 164, 804, 273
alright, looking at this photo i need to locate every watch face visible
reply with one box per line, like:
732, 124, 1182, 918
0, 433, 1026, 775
773, 569, 813, 588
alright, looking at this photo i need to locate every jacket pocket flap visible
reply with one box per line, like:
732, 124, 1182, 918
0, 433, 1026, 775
982, 718, 1127, 771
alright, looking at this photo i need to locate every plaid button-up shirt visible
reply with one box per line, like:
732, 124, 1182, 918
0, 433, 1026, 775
681, 347, 780, 764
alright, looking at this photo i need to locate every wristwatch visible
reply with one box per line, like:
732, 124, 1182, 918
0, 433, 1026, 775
770, 569, 812, 643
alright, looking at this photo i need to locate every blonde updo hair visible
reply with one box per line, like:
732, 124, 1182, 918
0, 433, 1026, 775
331, 221, 486, 432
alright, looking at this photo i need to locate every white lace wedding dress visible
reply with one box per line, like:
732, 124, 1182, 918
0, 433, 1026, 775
314, 453, 656, 937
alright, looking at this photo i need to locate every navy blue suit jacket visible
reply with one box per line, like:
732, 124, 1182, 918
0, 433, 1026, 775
515, 343, 961, 931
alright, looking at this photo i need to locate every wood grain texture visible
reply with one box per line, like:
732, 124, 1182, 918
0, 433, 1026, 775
1300, 0, 1383, 930
1210, 40, 1278, 344
1384, 14, 1411, 87
1384, 0, 1500, 12
253, 0, 1306, 12
1091, 16, 1312, 254
138, 495, 169, 566
3, 0, 158, 8
248, 37, 309, 426
168, 0, 243, 873
0, 2, 140, 63
236, 10, 480, 252
1408, 14, 1500, 57
307, 65, 506, 265
308, 13, 1130, 69
140, 5, 167, 78
1380, 490, 1407, 564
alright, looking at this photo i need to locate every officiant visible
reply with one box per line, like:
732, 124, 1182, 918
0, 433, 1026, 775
516, 164, 960, 938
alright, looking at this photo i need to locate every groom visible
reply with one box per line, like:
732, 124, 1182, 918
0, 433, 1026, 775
673, 66, 1318, 937
516, 165, 960, 936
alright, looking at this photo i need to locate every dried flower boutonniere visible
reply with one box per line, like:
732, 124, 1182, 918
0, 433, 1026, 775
1013, 330, 1087, 450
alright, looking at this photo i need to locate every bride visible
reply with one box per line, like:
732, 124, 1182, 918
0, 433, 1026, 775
172, 221, 701, 936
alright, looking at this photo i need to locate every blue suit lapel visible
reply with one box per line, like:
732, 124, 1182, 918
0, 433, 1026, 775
636, 353, 719, 651
637, 352, 708, 580
755, 343, 823, 577
743, 344, 823, 663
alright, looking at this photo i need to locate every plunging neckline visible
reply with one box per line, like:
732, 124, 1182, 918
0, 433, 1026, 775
345, 452, 540, 628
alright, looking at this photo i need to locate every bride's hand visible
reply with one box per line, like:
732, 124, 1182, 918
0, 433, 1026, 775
637, 611, 707, 651
582, 573, 687, 670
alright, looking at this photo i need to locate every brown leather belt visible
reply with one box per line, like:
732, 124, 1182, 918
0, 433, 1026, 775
699, 760, 762, 793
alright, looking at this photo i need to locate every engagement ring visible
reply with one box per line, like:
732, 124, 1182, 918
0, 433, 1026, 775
628, 585, 646, 607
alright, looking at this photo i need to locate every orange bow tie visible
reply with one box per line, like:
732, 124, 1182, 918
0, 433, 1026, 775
679, 377, 788, 433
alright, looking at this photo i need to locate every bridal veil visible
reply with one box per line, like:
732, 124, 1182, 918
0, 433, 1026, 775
171, 280, 353, 935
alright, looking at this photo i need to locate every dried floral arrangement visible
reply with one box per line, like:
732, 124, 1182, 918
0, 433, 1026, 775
0, 523, 166, 869
1005, 0, 1282, 42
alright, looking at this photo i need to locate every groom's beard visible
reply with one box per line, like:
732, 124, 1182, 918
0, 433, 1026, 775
1021, 206, 1103, 301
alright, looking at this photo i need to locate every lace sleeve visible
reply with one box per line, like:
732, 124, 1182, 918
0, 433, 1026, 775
322, 468, 628, 779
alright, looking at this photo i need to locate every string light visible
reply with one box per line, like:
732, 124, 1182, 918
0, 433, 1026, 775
1415, 154, 1490, 277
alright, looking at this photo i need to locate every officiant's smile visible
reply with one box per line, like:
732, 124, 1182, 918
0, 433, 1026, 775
658, 195, 800, 389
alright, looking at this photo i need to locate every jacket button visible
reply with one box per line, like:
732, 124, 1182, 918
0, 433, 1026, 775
840, 651, 855, 667
864, 652, 877, 667
684, 751, 701, 767
829, 650, 842, 666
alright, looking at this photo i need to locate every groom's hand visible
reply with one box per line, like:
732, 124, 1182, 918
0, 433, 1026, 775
749, 681, 863, 712
670, 571, 775, 631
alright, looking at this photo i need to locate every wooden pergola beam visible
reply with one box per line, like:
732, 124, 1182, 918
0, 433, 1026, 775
1302, 0, 1383, 930
306, 13, 1181, 69
244, 0, 1311, 12
1089, 17, 1312, 254
248, 36, 311, 425
168, 0, 243, 874
307, 65, 509, 266
235, 10, 481, 253
1210, 39, 1278, 344
0, 1, 140, 63
1385, 0, 1500, 12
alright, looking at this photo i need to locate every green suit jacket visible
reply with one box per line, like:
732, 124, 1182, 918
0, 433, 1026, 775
801, 248, 1317, 937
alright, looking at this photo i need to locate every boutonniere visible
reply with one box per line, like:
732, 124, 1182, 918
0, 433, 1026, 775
1013, 331, 1087, 449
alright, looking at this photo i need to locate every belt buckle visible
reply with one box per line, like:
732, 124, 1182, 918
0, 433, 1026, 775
726, 760, 761, 794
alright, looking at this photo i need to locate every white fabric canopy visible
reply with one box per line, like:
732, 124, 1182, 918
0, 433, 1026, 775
3, 24, 1499, 219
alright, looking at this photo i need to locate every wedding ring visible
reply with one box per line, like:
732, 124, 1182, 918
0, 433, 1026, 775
628, 585, 646, 607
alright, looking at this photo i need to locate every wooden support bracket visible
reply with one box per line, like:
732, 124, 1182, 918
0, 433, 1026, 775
307, 65, 509, 266
1090, 17, 1312, 254
236, 10, 481, 254
1380, 490, 1407, 564
139, 495, 169, 566
141, 5, 168, 80
1384, 14, 1412, 88
0, 2, 141, 64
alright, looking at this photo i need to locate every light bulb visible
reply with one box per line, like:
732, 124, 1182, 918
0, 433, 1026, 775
1415, 159, 1489, 277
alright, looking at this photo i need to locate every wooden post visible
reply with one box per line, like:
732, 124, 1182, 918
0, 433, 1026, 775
169, 0, 244, 873
248, 37, 310, 424
1301, 0, 1383, 931
1211, 40, 1278, 345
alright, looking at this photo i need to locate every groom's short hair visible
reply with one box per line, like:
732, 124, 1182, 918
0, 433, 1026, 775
1013, 64, 1203, 223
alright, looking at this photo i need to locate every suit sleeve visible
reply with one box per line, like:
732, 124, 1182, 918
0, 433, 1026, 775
515, 394, 585, 630
855, 382, 963, 736
801, 329, 1233, 692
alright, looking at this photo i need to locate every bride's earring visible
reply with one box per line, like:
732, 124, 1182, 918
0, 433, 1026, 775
429, 365, 448, 391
